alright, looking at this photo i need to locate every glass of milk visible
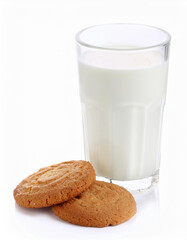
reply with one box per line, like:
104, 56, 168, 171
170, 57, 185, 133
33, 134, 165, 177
76, 24, 171, 191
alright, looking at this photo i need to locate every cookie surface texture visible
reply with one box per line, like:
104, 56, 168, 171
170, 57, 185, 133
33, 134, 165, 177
52, 181, 136, 227
14, 160, 96, 208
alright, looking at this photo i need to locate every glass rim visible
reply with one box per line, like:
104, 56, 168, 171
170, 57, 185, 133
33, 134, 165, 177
75, 23, 171, 51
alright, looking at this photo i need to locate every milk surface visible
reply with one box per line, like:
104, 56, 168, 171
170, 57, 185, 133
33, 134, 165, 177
78, 50, 168, 181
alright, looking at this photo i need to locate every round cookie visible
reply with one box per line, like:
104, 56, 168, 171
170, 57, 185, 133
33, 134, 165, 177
52, 181, 136, 227
14, 160, 96, 208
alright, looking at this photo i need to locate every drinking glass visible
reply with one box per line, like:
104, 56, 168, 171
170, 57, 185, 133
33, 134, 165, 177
76, 23, 171, 191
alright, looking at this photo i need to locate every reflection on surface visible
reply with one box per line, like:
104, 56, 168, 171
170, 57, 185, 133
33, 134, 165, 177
133, 185, 160, 233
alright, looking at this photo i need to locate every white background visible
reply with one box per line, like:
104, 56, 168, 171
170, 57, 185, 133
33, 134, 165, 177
0, 0, 187, 239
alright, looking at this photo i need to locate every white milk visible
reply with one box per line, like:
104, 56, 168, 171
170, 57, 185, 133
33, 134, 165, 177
78, 50, 168, 181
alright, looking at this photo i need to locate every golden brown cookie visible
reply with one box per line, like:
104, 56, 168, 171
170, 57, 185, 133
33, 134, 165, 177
14, 160, 96, 208
52, 181, 136, 227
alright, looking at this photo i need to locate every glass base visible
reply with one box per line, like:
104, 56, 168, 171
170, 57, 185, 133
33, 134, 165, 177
96, 171, 159, 192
